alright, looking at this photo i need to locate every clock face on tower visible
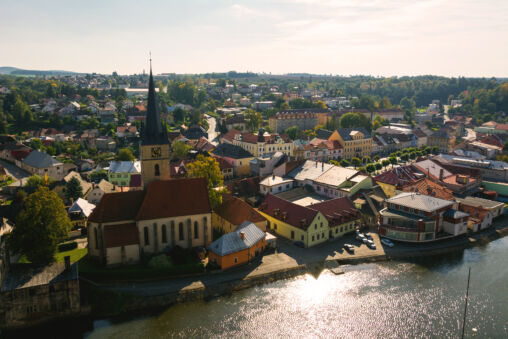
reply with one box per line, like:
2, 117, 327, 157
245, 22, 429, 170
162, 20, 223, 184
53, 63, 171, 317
151, 147, 161, 158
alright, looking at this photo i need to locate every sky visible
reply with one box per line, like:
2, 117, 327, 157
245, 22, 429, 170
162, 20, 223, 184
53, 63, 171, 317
1, 0, 508, 77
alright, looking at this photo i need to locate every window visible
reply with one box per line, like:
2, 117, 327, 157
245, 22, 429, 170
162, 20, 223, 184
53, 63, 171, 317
317, 234, 320, 240
335, 228, 338, 234
291, 231, 295, 239
234, 257, 238, 263
340, 226, 343, 232
144, 227, 149, 245
315, 224, 317, 229
320, 222, 323, 228
179, 223, 184, 240
301, 235, 304, 241
274, 223, 277, 230
194, 221, 199, 239
162, 225, 167, 243
154, 164, 160, 176
312, 236, 315, 241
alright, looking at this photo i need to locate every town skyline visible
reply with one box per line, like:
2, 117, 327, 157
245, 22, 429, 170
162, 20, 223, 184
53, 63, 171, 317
2, 0, 508, 77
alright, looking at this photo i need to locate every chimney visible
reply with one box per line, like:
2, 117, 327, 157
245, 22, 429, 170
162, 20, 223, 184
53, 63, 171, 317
272, 174, 275, 180
439, 168, 444, 181
239, 231, 245, 240
64, 255, 71, 270
322, 162, 324, 171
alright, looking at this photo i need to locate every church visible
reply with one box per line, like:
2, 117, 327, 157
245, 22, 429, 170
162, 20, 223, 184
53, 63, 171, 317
87, 65, 212, 266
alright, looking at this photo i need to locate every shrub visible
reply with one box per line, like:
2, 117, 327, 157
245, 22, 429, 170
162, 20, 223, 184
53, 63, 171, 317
147, 254, 173, 269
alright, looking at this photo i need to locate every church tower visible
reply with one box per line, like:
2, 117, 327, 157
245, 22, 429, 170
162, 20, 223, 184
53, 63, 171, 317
140, 60, 170, 188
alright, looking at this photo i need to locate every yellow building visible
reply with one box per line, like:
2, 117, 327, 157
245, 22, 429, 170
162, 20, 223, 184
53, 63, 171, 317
231, 129, 294, 157
258, 194, 330, 247
328, 128, 372, 160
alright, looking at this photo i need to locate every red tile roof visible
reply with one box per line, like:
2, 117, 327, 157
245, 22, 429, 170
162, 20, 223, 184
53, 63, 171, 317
401, 178, 454, 200
136, 178, 211, 220
88, 190, 146, 223
221, 128, 242, 143
104, 223, 140, 248
214, 196, 266, 225
258, 194, 318, 230
309, 197, 359, 226
374, 165, 422, 187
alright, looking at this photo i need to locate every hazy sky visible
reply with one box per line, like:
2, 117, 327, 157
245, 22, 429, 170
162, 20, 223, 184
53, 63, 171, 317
1, 0, 507, 76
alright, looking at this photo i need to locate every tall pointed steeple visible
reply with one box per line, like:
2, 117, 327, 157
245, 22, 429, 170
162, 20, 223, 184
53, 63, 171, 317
141, 56, 169, 145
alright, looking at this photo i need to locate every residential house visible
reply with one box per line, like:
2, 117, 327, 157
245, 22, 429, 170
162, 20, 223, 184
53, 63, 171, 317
456, 196, 505, 219
211, 143, 255, 177
87, 179, 120, 204
309, 197, 361, 240
374, 165, 426, 198
458, 203, 493, 232
68, 198, 96, 229
208, 221, 266, 270
52, 171, 92, 204
182, 125, 207, 141
213, 157, 234, 180
258, 194, 329, 247
317, 127, 372, 160
400, 177, 455, 201
116, 125, 138, 138
249, 151, 286, 178
19, 150, 64, 180
108, 161, 141, 187
379, 192, 468, 242
224, 129, 294, 157
213, 196, 267, 234
259, 175, 294, 195
224, 115, 246, 131
268, 110, 318, 134
95, 137, 116, 152
427, 128, 456, 153
87, 178, 212, 266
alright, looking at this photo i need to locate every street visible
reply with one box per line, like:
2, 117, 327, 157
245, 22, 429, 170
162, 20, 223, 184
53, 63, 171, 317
0, 159, 30, 187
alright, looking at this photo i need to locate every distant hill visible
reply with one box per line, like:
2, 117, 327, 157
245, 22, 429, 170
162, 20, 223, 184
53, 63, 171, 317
0, 66, 82, 76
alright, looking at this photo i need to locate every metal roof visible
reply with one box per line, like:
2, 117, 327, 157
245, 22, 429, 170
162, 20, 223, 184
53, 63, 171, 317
108, 161, 141, 173
22, 150, 62, 168
386, 192, 454, 212
208, 222, 265, 256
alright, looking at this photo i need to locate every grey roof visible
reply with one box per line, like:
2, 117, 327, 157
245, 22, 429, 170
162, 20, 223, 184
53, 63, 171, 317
108, 161, 141, 173
208, 221, 265, 256
337, 127, 371, 140
141, 68, 169, 145
456, 196, 505, 208
316, 129, 333, 140
387, 192, 454, 212
211, 143, 253, 159
22, 150, 62, 168
1, 263, 78, 291
287, 160, 334, 182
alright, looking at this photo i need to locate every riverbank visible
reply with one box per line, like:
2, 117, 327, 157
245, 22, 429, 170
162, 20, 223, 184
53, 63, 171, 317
81, 215, 508, 318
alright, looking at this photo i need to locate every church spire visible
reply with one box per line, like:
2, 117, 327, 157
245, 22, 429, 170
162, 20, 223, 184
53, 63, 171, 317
141, 54, 169, 145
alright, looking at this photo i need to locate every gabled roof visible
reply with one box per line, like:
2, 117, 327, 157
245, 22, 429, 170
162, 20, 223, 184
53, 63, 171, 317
88, 190, 146, 223
258, 194, 318, 230
22, 150, 62, 168
213, 196, 266, 225
220, 128, 242, 143
208, 221, 266, 256
309, 197, 359, 225
374, 165, 424, 186
316, 129, 333, 140
109, 161, 141, 173
136, 178, 211, 220
401, 177, 454, 200
337, 127, 371, 140
68, 198, 95, 217
211, 143, 253, 159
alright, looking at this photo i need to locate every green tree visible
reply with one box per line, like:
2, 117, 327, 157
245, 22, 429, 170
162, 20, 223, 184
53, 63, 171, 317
172, 141, 191, 158
373, 155, 381, 162
285, 125, 300, 140
9, 186, 72, 266
431, 146, 440, 155
375, 162, 382, 173
186, 155, 227, 208
382, 159, 390, 169
366, 164, 375, 174
362, 156, 371, 164
389, 156, 398, 168
340, 159, 350, 167
116, 148, 135, 161
351, 157, 361, 168
30, 138, 43, 150
65, 176, 83, 202
339, 112, 371, 131
400, 153, 409, 162
245, 109, 262, 132
25, 175, 45, 187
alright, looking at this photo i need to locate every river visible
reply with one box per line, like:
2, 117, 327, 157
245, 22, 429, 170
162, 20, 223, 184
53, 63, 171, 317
84, 236, 508, 338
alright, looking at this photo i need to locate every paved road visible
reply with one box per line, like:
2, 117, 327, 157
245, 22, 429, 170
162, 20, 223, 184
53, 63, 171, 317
204, 114, 219, 145
464, 128, 476, 141
0, 159, 30, 187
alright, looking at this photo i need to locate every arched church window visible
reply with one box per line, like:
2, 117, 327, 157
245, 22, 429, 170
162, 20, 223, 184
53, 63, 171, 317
154, 164, 160, 176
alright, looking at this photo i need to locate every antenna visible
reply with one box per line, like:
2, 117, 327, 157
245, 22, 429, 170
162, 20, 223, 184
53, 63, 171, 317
461, 267, 472, 339
149, 51, 152, 71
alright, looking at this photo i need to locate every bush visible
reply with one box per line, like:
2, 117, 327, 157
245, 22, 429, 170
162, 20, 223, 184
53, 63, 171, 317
58, 241, 77, 252
147, 254, 173, 269
169, 245, 197, 265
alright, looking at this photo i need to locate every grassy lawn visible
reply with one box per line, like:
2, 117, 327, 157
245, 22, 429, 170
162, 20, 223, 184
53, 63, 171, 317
19, 247, 88, 264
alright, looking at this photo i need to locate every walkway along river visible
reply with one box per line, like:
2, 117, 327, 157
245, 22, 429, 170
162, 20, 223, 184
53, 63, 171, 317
81, 235, 508, 338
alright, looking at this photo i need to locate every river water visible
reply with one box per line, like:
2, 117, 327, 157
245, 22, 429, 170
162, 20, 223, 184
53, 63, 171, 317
84, 236, 508, 338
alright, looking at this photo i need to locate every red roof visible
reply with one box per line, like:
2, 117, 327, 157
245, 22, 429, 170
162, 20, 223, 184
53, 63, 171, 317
88, 190, 146, 223
213, 156, 233, 169
214, 196, 266, 225
258, 194, 318, 230
104, 223, 139, 248
374, 165, 422, 187
136, 178, 211, 220
221, 128, 242, 143
309, 197, 359, 226
495, 124, 508, 131
401, 178, 454, 200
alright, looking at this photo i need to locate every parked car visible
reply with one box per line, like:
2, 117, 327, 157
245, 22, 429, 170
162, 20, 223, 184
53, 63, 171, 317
366, 240, 376, 249
343, 244, 355, 254
364, 232, 373, 240
362, 237, 369, 244
381, 238, 394, 248
355, 229, 361, 236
